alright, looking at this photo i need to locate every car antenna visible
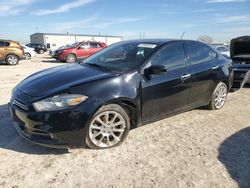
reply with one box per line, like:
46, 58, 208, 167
180, 32, 186, 39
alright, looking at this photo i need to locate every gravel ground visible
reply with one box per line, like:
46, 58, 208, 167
0, 54, 250, 188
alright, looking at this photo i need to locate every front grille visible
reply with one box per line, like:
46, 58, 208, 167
12, 99, 29, 111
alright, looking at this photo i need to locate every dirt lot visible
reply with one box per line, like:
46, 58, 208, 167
0, 54, 250, 188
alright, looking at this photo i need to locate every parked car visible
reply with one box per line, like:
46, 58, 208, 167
26, 43, 47, 54
49, 45, 69, 57
9, 39, 232, 149
54, 41, 106, 63
0, 39, 24, 65
230, 36, 250, 89
20, 44, 36, 59
211, 45, 230, 58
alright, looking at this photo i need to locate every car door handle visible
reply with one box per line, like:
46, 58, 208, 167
181, 74, 191, 80
212, 65, 219, 70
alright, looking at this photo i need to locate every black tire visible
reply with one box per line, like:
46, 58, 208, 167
66, 54, 77, 63
39, 49, 44, 54
86, 104, 130, 149
5, 54, 19, 65
24, 53, 31, 59
208, 82, 228, 110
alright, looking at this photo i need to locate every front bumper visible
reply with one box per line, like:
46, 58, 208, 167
57, 53, 66, 61
8, 100, 92, 148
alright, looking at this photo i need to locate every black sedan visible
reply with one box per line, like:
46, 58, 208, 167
9, 39, 233, 149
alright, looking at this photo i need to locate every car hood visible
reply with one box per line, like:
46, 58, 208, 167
230, 36, 250, 61
17, 63, 117, 97
59, 47, 75, 51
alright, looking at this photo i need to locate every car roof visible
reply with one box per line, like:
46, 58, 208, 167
0, 39, 18, 43
119, 39, 204, 45
28, 43, 43, 45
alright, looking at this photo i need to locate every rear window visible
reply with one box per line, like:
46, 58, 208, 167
90, 42, 99, 48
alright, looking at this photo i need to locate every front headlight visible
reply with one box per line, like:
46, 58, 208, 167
57, 50, 64, 54
33, 94, 88, 112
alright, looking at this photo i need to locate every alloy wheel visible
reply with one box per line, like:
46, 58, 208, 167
89, 111, 126, 148
66, 54, 76, 63
7, 56, 18, 65
214, 85, 227, 109
24, 53, 31, 59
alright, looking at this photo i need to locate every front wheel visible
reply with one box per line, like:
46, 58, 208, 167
86, 104, 130, 149
66, 54, 77, 63
5, 55, 19, 65
208, 82, 228, 110
39, 49, 44, 54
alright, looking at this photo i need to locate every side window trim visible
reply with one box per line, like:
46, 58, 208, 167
184, 42, 193, 66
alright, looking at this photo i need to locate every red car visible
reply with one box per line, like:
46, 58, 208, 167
54, 41, 106, 63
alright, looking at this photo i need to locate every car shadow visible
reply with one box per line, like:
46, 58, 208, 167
42, 56, 56, 59
0, 61, 7, 65
42, 60, 61, 63
218, 127, 250, 188
0, 104, 68, 155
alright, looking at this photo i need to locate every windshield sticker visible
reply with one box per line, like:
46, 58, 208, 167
138, 44, 157, 48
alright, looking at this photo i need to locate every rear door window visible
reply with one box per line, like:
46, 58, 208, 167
90, 42, 99, 48
187, 42, 212, 65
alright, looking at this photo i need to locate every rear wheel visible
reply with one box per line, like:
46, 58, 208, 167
5, 55, 19, 65
208, 82, 228, 110
39, 49, 44, 54
24, 53, 31, 59
86, 104, 130, 149
66, 54, 77, 63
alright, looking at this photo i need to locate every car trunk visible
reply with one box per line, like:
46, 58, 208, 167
231, 36, 250, 90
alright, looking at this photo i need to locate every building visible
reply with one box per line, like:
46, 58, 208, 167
30, 33, 123, 50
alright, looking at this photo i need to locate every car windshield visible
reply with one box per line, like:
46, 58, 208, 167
217, 46, 229, 52
20, 44, 26, 48
70, 42, 80, 48
81, 42, 158, 72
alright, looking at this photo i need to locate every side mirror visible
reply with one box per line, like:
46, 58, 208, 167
144, 65, 167, 76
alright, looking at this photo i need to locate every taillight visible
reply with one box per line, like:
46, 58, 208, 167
21, 47, 24, 54
101, 43, 107, 47
18, 43, 25, 54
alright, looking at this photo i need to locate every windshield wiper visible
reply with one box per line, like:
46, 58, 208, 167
86, 63, 103, 68
85, 63, 113, 71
